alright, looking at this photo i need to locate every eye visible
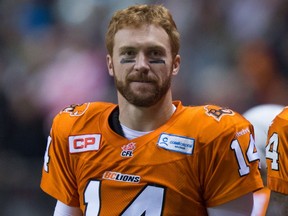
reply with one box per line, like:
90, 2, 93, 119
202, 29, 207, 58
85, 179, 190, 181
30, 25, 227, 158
121, 49, 136, 58
150, 50, 162, 57
126, 50, 135, 56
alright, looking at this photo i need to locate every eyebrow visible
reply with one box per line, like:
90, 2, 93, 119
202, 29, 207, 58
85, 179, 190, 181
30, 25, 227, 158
118, 45, 167, 53
147, 45, 166, 53
119, 46, 136, 54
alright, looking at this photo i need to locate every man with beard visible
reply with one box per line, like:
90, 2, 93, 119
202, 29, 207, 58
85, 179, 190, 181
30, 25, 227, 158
40, 4, 265, 216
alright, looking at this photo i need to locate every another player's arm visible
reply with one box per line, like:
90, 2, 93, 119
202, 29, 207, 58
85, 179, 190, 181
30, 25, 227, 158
54, 201, 82, 216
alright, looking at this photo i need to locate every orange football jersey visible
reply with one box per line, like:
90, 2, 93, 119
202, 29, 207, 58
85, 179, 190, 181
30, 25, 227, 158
266, 106, 288, 195
41, 101, 263, 215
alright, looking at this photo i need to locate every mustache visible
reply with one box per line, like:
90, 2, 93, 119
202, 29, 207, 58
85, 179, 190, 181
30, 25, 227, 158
127, 73, 157, 83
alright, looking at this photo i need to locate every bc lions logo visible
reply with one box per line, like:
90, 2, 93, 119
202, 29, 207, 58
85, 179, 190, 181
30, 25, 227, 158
204, 105, 234, 121
61, 103, 90, 116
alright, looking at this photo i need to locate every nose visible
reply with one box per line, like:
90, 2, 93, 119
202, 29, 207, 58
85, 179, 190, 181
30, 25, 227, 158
134, 52, 149, 72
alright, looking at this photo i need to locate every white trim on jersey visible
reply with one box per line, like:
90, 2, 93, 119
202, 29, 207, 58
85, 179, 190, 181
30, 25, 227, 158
121, 124, 151, 140
120, 104, 177, 140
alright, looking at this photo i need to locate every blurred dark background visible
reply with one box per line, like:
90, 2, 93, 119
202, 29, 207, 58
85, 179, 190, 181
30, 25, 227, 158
0, 0, 287, 215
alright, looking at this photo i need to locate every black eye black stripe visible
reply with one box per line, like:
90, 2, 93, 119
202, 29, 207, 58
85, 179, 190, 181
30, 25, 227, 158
120, 59, 136, 64
149, 60, 165, 64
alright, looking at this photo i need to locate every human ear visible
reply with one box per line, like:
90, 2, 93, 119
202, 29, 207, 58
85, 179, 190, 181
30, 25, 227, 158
172, 55, 181, 75
106, 55, 114, 76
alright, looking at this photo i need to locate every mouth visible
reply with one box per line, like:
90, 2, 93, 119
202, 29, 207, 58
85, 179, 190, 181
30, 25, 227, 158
130, 80, 154, 85
129, 80, 156, 90
133, 80, 153, 83
129, 80, 156, 88
128, 78, 156, 83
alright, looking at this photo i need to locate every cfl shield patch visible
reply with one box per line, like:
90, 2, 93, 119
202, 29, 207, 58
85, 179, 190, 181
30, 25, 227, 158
157, 133, 194, 155
121, 142, 136, 157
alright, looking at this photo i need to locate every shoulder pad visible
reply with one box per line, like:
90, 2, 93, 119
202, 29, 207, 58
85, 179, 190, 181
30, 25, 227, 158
60, 103, 90, 117
204, 105, 235, 121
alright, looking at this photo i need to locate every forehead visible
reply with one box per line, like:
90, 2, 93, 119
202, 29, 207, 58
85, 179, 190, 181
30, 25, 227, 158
113, 25, 171, 51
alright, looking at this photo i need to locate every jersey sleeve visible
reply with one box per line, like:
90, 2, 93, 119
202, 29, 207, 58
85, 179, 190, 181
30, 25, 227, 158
197, 106, 263, 207
266, 107, 288, 195
40, 113, 80, 207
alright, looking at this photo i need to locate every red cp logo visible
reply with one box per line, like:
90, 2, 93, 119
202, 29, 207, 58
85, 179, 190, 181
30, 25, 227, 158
69, 134, 101, 153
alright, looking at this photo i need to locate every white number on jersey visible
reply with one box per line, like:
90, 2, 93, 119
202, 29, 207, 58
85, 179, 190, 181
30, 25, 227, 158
84, 180, 165, 216
84, 181, 101, 215
44, 136, 52, 172
231, 134, 260, 176
266, 133, 279, 170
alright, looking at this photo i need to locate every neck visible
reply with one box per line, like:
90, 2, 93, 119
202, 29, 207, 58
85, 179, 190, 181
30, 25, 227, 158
118, 92, 175, 131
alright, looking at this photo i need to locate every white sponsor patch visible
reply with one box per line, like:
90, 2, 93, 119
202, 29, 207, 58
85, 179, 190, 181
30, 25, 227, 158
157, 133, 194, 155
69, 134, 101, 153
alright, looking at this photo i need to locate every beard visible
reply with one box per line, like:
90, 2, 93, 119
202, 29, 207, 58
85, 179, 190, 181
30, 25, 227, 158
114, 71, 172, 107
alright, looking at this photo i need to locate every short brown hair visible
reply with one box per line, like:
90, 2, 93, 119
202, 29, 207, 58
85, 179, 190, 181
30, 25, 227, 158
105, 4, 180, 58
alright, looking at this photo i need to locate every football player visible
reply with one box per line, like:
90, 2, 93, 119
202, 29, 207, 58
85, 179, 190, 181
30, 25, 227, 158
41, 4, 264, 215
243, 104, 284, 215
266, 106, 288, 215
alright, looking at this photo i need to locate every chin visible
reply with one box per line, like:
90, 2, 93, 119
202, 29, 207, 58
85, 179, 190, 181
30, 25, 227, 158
128, 96, 159, 107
